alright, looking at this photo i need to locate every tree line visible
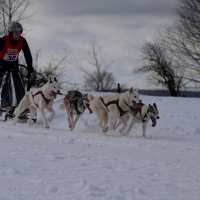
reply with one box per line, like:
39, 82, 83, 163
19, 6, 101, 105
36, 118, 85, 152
135, 0, 200, 96
1, 0, 200, 96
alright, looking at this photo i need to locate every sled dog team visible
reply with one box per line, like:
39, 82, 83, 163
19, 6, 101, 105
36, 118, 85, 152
12, 78, 160, 137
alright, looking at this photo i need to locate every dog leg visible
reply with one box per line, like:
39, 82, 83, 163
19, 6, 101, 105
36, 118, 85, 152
67, 117, 72, 128
95, 115, 107, 133
93, 109, 107, 133
46, 107, 55, 122
113, 119, 123, 131
13, 101, 28, 125
114, 114, 129, 131
27, 107, 37, 126
119, 118, 128, 134
39, 109, 49, 128
142, 121, 148, 137
105, 116, 115, 132
95, 119, 107, 134
101, 110, 108, 127
65, 109, 72, 128
68, 111, 74, 130
13, 107, 20, 125
122, 118, 135, 135
70, 114, 82, 130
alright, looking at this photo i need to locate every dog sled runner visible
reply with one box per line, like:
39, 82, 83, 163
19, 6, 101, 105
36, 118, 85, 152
0, 64, 37, 123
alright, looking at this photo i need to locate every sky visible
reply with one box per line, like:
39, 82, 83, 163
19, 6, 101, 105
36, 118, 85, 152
0, 89, 200, 200
22, 0, 178, 89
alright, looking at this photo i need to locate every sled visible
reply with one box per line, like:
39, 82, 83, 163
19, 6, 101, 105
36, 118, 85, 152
0, 64, 37, 123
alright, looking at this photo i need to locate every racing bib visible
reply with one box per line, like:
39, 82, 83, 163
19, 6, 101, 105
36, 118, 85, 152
3, 53, 18, 61
0, 35, 23, 61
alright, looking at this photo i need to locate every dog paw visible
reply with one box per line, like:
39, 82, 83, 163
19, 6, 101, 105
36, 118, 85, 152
102, 131, 107, 136
48, 116, 54, 122
104, 126, 110, 132
44, 125, 50, 129
121, 132, 128, 136
102, 128, 107, 133
27, 120, 32, 127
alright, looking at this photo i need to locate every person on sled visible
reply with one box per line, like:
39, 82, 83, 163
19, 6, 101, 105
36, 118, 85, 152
0, 21, 34, 115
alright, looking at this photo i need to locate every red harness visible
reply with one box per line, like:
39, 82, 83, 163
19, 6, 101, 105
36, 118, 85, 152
100, 96, 128, 117
32, 91, 51, 107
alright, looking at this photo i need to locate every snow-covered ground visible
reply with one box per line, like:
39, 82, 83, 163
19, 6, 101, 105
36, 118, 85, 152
0, 90, 200, 200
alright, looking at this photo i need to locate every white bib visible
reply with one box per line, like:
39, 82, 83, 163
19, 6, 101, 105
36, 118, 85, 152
3, 53, 18, 61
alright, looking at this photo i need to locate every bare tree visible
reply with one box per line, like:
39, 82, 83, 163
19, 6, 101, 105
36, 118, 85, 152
34, 49, 70, 87
0, 0, 35, 35
135, 0, 200, 95
135, 40, 186, 96
77, 39, 116, 91
18, 48, 70, 87
162, 0, 200, 87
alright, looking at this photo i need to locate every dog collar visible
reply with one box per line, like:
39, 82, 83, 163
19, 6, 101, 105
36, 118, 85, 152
123, 98, 134, 111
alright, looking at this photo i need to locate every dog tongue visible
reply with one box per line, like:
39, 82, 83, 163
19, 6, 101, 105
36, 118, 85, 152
87, 105, 93, 114
151, 116, 156, 127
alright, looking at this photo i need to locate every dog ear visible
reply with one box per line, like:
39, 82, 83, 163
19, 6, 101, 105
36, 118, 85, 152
50, 77, 52, 83
135, 88, 139, 92
149, 104, 153, 109
129, 87, 133, 93
153, 103, 157, 109
54, 77, 58, 82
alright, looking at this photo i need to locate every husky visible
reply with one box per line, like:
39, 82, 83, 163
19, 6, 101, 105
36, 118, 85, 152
88, 87, 140, 135
13, 77, 61, 128
114, 103, 160, 137
59, 90, 92, 130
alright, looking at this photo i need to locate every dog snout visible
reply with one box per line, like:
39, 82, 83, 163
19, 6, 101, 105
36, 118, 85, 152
157, 116, 160, 119
57, 90, 60, 94
139, 99, 142, 103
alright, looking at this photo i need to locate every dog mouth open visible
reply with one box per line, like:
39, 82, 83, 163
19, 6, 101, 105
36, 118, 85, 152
132, 101, 143, 110
132, 100, 138, 107
151, 116, 157, 127
49, 91, 57, 98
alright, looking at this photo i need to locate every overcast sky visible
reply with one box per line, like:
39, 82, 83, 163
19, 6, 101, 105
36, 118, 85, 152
23, 0, 178, 89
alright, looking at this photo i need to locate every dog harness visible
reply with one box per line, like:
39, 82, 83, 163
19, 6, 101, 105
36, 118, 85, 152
65, 94, 83, 115
70, 99, 83, 115
132, 104, 148, 122
100, 97, 131, 117
31, 91, 51, 107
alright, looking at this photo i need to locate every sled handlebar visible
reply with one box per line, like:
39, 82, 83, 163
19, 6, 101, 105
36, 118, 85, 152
18, 64, 32, 91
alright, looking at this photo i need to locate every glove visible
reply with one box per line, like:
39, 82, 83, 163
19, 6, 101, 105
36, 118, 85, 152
0, 63, 16, 73
0, 64, 6, 73
27, 66, 34, 73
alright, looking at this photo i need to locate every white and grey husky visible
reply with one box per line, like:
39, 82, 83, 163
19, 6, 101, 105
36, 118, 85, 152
88, 87, 140, 135
114, 103, 160, 137
13, 77, 61, 128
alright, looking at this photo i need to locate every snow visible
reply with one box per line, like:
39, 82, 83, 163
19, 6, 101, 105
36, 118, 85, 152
0, 90, 200, 200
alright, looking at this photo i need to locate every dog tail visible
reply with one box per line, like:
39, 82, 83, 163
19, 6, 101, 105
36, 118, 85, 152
87, 93, 94, 102
59, 103, 66, 110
